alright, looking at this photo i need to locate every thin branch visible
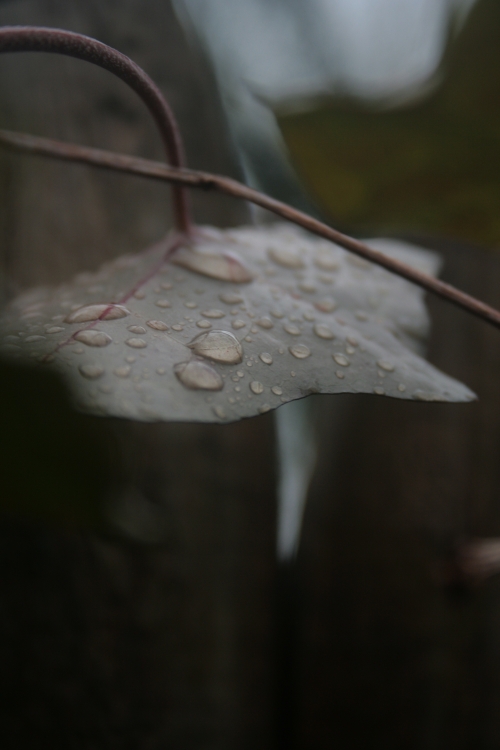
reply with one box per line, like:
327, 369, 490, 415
2, 127, 500, 331
0, 25, 191, 233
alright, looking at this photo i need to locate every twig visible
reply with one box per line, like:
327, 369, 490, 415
1, 127, 500, 331
0, 26, 191, 233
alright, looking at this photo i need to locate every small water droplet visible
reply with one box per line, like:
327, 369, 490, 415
335, 370, 345, 379
270, 309, 284, 319
303, 310, 316, 322
259, 404, 271, 414
413, 390, 437, 402
79, 363, 104, 379
65, 304, 130, 323
398, 383, 407, 392
250, 380, 264, 394
202, 309, 225, 318
188, 330, 243, 364
75, 330, 112, 347
256, 317, 273, 329
99, 384, 113, 394
373, 386, 385, 395
157, 367, 166, 375
213, 405, 226, 419
284, 323, 301, 336
333, 353, 349, 367
114, 365, 131, 378
246, 360, 253, 367
291, 371, 296, 377
377, 360, 395, 372
172, 324, 184, 331
232, 319, 246, 330
289, 344, 311, 359
174, 360, 224, 391
268, 246, 304, 269
184, 301, 197, 309
272, 385, 283, 396
355, 310, 368, 321
161, 281, 173, 290
134, 290, 146, 300
147, 320, 169, 331
347, 336, 359, 347
298, 281, 317, 294
155, 299, 171, 308
126, 355, 136, 363
126, 338, 147, 348
25, 335, 45, 342
314, 251, 339, 271
219, 291, 243, 305
128, 325, 147, 334
72, 346, 84, 354
346, 346, 355, 355
313, 324, 334, 340
46, 326, 64, 334
259, 352, 273, 365
173, 246, 253, 282
316, 297, 337, 313
197, 320, 212, 329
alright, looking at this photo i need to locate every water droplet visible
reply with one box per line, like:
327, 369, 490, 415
333, 353, 349, 367
79, 363, 104, 379
232, 319, 246, 330
259, 404, 271, 414
377, 360, 395, 372
413, 390, 437, 402
259, 352, 273, 365
46, 326, 64, 334
126, 355, 136, 363
75, 330, 112, 347
373, 386, 385, 395
25, 335, 45, 342
315, 297, 337, 313
189, 330, 243, 364
213, 405, 226, 419
174, 360, 224, 391
147, 320, 169, 331
65, 304, 130, 323
202, 309, 225, 318
128, 325, 147, 334
284, 323, 301, 336
346, 346, 355, 355
235, 386, 241, 392
72, 346, 84, 354
268, 246, 304, 269
157, 367, 166, 375
126, 338, 147, 348
246, 361, 253, 367
184, 301, 197, 309
335, 370, 345, 379
355, 310, 368, 321
347, 337, 359, 347
173, 246, 253, 282
134, 290, 146, 300
348, 255, 371, 269
219, 291, 243, 305
256, 317, 273, 329
398, 383, 407, 393
114, 365, 131, 378
270, 309, 284, 319
250, 380, 264, 394
171, 324, 184, 331
289, 344, 311, 359
196, 320, 212, 329
298, 281, 317, 294
272, 385, 283, 396
314, 251, 339, 271
155, 299, 171, 308
313, 324, 334, 340
291, 371, 296, 377
303, 310, 315, 322
161, 281, 173, 290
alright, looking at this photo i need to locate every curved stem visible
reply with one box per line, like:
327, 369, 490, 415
0, 25, 191, 233
2, 128, 500, 331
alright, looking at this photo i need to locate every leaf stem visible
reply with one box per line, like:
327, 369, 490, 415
1, 127, 499, 331
0, 26, 191, 233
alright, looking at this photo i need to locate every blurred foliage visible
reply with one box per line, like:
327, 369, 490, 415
279, 0, 500, 247
0, 358, 113, 529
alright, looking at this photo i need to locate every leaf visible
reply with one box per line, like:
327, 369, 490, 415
0, 223, 475, 423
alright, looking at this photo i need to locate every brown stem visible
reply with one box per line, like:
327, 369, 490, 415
2, 127, 500, 331
0, 25, 191, 233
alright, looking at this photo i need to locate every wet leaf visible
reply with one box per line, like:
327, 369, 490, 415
0, 224, 475, 423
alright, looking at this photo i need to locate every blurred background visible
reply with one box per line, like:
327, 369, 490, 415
1, 1, 500, 748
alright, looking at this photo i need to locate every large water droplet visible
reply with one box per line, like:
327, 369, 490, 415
315, 297, 337, 313
268, 246, 304, 269
189, 330, 243, 364
232, 319, 246, 330
250, 380, 264, 394
126, 338, 147, 348
219, 291, 243, 305
65, 304, 129, 323
79, 363, 104, 379
377, 360, 395, 372
128, 325, 147, 334
173, 245, 253, 282
283, 323, 301, 336
313, 324, 335, 340
75, 330, 112, 347
256, 317, 273, 329
147, 320, 169, 331
259, 352, 273, 365
289, 344, 311, 359
174, 360, 224, 391
202, 309, 225, 318
333, 353, 349, 367
155, 299, 171, 308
